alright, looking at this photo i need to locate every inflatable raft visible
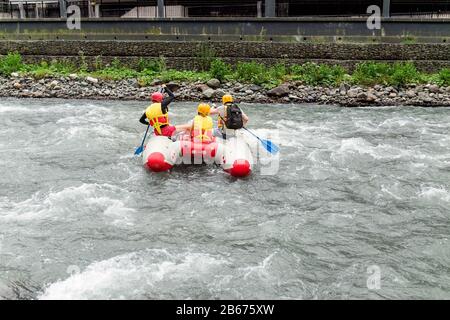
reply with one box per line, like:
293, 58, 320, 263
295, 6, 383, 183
142, 132, 253, 177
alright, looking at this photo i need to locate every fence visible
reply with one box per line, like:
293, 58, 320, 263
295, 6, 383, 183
1, 0, 450, 19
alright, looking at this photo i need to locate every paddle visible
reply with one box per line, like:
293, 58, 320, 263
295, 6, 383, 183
217, 110, 280, 155
134, 124, 150, 156
243, 127, 280, 155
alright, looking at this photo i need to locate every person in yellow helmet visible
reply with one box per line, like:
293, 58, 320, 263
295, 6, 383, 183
210, 94, 249, 139
176, 103, 215, 142
191, 103, 214, 142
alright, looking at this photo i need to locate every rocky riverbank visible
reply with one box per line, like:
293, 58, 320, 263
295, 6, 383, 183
1, 74, 450, 106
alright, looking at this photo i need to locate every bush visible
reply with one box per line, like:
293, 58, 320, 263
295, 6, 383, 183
0, 52, 24, 75
291, 62, 345, 86
159, 69, 210, 82
390, 62, 420, 86
78, 51, 88, 72
94, 56, 104, 70
137, 57, 166, 73
209, 58, 232, 82
91, 58, 139, 80
195, 43, 216, 71
19, 59, 76, 79
234, 61, 267, 84
49, 60, 76, 75
352, 61, 422, 86
269, 63, 288, 81
438, 68, 450, 86
352, 62, 392, 86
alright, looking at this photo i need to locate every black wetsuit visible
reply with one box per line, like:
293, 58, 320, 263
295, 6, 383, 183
139, 86, 175, 126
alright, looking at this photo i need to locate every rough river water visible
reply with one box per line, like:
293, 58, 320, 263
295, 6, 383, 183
0, 98, 449, 300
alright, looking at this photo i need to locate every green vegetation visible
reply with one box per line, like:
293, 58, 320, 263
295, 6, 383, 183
438, 68, 450, 86
195, 43, 217, 71
352, 61, 423, 86
0, 52, 24, 76
209, 58, 232, 82
291, 62, 345, 86
1, 52, 450, 88
90, 58, 140, 80
234, 61, 287, 87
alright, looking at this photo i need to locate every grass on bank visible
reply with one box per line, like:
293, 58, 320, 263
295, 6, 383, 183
1, 52, 450, 88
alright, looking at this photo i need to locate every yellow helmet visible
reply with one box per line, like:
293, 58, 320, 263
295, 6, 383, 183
197, 103, 211, 117
222, 94, 233, 105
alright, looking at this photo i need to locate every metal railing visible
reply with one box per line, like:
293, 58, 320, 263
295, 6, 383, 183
1, 0, 450, 19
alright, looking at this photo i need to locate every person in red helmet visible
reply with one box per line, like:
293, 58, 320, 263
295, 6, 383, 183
139, 84, 177, 137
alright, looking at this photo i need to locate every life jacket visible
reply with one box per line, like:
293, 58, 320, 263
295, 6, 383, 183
191, 115, 214, 142
145, 103, 169, 135
218, 103, 243, 130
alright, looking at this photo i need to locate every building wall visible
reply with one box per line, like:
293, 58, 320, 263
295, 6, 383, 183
2, 0, 450, 18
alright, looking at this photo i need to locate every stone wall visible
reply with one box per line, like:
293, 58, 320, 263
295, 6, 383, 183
1, 40, 449, 72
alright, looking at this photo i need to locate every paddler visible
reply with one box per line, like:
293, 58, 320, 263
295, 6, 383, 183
175, 103, 215, 143
210, 94, 249, 139
139, 84, 178, 137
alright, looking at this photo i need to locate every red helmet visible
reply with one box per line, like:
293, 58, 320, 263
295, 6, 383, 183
151, 92, 163, 103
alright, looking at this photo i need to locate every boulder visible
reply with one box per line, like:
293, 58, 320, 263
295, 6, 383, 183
214, 89, 226, 98
373, 85, 382, 91
347, 88, 359, 98
202, 88, 215, 99
10, 72, 20, 78
196, 84, 210, 93
357, 92, 367, 100
249, 84, 262, 91
339, 83, 350, 93
13, 82, 22, 89
207, 78, 221, 89
86, 76, 99, 84
267, 85, 290, 97
406, 90, 416, 98
68, 74, 78, 80
429, 84, 440, 93
385, 86, 397, 93
366, 93, 377, 102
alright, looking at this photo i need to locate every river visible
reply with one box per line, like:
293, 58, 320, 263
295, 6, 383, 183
0, 98, 449, 299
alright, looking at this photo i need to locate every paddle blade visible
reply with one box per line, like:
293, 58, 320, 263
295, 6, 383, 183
134, 145, 144, 156
261, 139, 280, 155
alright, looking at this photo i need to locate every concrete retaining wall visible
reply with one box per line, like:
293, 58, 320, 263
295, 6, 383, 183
1, 40, 449, 72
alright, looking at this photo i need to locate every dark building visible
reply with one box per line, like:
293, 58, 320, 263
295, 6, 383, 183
2, 0, 450, 19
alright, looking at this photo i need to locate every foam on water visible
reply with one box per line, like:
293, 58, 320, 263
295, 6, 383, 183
0, 183, 135, 226
38, 249, 229, 300
418, 186, 450, 202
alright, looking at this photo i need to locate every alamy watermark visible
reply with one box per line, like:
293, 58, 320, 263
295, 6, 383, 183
366, 265, 381, 290
67, 5, 81, 30
171, 129, 280, 175
367, 5, 381, 30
